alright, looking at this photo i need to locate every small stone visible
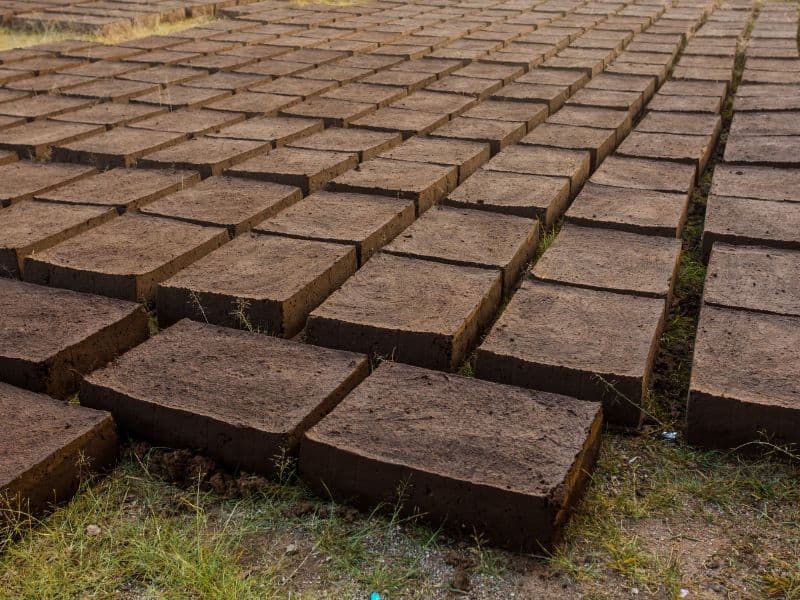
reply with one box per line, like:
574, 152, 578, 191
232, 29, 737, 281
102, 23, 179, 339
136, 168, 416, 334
85, 524, 101, 537
285, 544, 299, 556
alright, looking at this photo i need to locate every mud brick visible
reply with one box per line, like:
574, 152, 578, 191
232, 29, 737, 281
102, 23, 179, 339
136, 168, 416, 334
119, 65, 208, 87
605, 61, 667, 84
616, 52, 672, 69
328, 158, 457, 214
0, 201, 115, 278
734, 89, 800, 112
288, 128, 401, 161
235, 58, 313, 79
491, 82, 567, 113
0, 278, 147, 398
36, 168, 198, 213
378, 137, 490, 183
680, 55, 735, 72
248, 77, 338, 98
118, 35, 186, 51
3, 56, 84, 76
639, 113, 722, 139
62, 78, 159, 102
672, 66, 732, 86
445, 169, 569, 225
724, 136, 800, 167
547, 106, 632, 143
80, 319, 368, 472
0, 68, 34, 86
64, 60, 148, 79
0, 120, 104, 160
322, 83, 407, 108
24, 214, 228, 302
484, 145, 590, 195
157, 233, 356, 335
182, 71, 271, 91
701, 195, 800, 258
210, 115, 323, 147
0, 150, 17, 165
130, 85, 230, 109
384, 206, 537, 291
521, 123, 615, 169
591, 156, 696, 194
532, 225, 682, 300
565, 182, 689, 237
127, 51, 203, 66
515, 67, 588, 95
373, 43, 433, 60
296, 65, 372, 85
710, 164, 800, 203
0, 116, 24, 130
476, 280, 664, 426
481, 48, 547, 70
300, 361, 601, 550
585, 72, 656, 101
49, 103, 168, 129
429, 117, 526, 155
454, 61, 524, 84
204, 92, 297, 119
617, 131, 716, 172
63, 44, 144, 61
338, 54, 405, 72
741, 70, 800, 85
361, 69, 437, 92
388, 90, 476, 118
52, 127, 186, 168
647, 93, 722, 114
349, 107, 449, 139
0, 95, 93, 121
0, 383, 117, 516
138, 137, 268, 177
307, 253, 501, 371
140, 177, 300, 237
5, 74, 93, 94
254, 190, 414, 265
658, 79, 727, 99
0, 90, 29, 104
566, 87, 643, 116
130, 109, 245, 138
274, 48, 348, 66
730, 112, 800, 137
705, 244, 800, 318
0, 161, 95, 207
279, 97, 376, 127
424, 75, 503, 100
227, 147, 358, 194
687, 307, 800, 449
462, 99, 548, 131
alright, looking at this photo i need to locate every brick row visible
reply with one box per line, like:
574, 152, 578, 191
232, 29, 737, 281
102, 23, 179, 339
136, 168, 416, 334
687, 1, 800, 451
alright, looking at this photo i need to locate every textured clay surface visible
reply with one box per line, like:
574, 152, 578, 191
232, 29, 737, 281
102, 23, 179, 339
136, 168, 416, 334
0, 278, 147, 398
156, 233, 357, 337
307, 253, 502, 371
687, 307, 800, 449
1, 382, 117, 517
81, 319, 369, 473
300, 361, 602, 550
476, 281, 665, 427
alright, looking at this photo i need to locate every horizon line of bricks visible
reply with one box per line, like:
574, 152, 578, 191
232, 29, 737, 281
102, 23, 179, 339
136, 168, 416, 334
4, 0, 255, 36
686, 1, 800, 453
2, 0, 792, 550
